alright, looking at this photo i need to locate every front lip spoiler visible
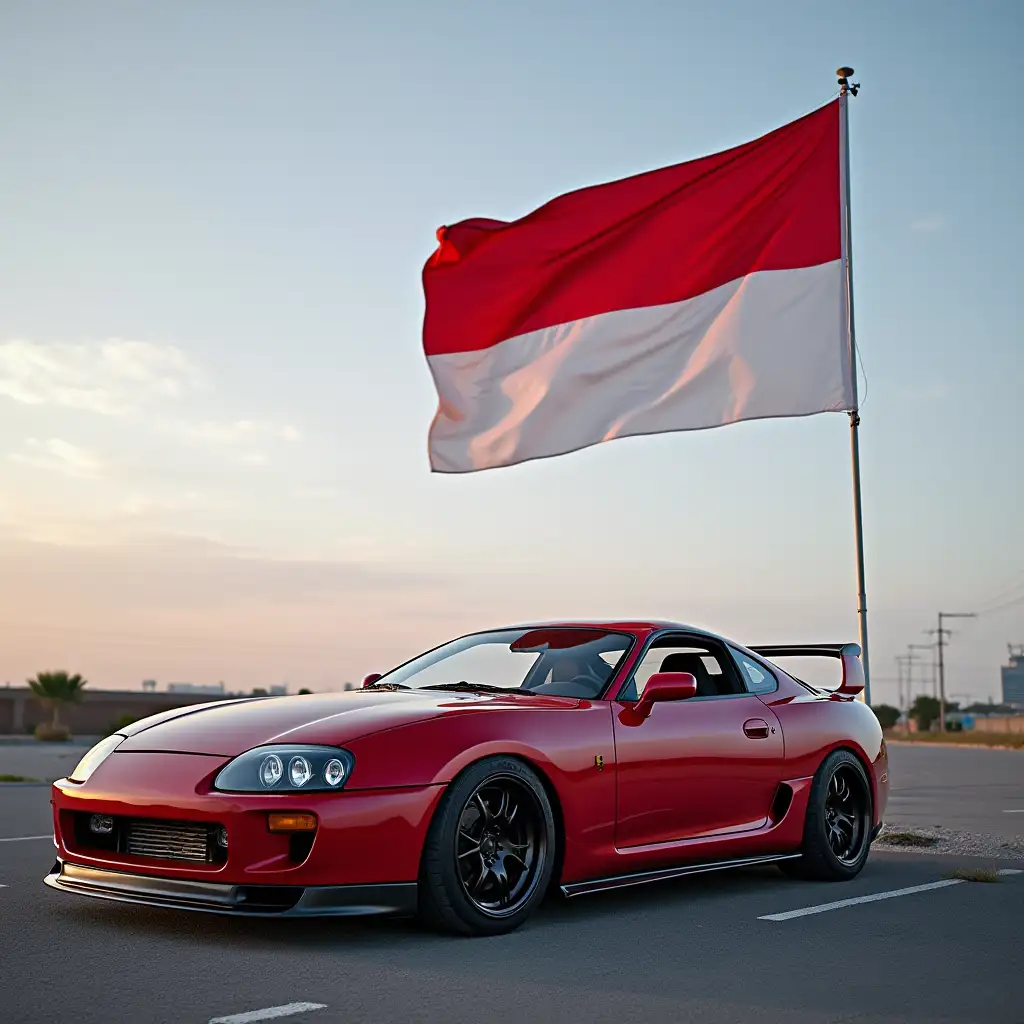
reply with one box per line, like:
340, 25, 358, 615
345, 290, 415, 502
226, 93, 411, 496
44, 860, 418, 918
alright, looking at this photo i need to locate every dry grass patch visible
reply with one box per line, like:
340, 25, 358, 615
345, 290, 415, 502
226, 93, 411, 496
877, 829, 937, 848
944, 867, 1002, 883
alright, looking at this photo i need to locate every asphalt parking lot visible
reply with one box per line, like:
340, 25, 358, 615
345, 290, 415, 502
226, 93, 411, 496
1, 743, 1022, 1024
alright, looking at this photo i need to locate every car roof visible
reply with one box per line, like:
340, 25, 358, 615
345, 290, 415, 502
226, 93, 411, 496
504, 619, 714, 636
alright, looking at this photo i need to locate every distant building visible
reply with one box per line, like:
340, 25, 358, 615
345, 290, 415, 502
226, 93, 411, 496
1002, 646, 1024, 709
167, 682, 226, 695
268, 685, 288, 696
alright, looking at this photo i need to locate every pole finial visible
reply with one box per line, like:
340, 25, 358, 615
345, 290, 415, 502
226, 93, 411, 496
837, 67, 860, 97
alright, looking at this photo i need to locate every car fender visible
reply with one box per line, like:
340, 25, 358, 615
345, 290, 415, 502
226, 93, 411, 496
343, 703, 620, 882
762, 693, 888, 823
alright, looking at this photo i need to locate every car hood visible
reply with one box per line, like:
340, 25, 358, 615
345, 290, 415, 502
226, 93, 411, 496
116, 690, 580, 756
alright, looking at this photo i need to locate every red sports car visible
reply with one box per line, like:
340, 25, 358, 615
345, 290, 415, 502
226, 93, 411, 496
46, 621, 888, 935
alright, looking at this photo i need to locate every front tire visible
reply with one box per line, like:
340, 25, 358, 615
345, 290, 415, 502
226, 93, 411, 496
781, 749, 873, 881
417, 756, 556, 936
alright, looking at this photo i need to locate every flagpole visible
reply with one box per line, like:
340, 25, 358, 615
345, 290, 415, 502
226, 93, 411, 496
837, 66, 871, 706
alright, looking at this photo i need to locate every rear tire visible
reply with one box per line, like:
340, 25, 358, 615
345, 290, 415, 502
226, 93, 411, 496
779, 749, 873, 882
417, 756, 556, 936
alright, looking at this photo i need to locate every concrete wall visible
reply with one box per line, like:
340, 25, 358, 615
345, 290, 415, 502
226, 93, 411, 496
0, 687, 245, 737
972, 714, 1024, 734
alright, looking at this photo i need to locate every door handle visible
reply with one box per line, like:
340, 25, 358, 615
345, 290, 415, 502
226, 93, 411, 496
743, 718, 770, 739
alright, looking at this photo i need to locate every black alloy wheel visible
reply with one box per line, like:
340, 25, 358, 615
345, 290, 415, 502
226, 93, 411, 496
780, 748, 873, 881
418, 756, 556, 935
824, 764, 866, 865
455, 776, 545, 917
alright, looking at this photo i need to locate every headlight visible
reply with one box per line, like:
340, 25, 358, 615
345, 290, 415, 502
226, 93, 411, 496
213, 745, 354, 793
69, 734, 125, 784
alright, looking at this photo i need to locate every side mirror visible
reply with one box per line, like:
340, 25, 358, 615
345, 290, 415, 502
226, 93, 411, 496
361, 673, 382, 688
635, 672, 697, 715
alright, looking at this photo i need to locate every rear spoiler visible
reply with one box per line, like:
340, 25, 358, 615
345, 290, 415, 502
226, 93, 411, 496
748, 643, 865, 697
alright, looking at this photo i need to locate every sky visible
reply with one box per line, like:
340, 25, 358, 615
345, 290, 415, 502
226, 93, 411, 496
1, 0, 1021, 705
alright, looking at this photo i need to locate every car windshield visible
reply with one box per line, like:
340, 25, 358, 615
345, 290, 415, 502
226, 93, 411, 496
376, 627, 633, 700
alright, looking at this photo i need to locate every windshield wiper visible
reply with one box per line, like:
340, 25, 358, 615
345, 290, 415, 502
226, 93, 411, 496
421, 681, 526, 695
361, 682, 411, 691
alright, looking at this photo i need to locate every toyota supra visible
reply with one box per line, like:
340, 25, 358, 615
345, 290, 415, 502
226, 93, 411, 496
46, 620, 888, 935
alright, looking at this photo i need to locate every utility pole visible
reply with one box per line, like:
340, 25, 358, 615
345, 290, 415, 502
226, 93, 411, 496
929, 612, 977, 733
895, 656, 904, 712
897, 649, 921, 724
910, 643, 937, 698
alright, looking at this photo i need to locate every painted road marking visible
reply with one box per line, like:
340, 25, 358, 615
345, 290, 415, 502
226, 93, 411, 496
1002, 809, 1024, 813
997, 868, 1023, 875
759, 879, 964, 921
209, 1003, 328, 1024
0, 835, 51, 843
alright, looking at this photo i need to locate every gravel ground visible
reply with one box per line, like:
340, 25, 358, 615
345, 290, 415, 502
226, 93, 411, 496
875, 821, 1024, 859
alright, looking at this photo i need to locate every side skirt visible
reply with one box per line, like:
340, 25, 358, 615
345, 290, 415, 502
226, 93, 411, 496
559, 852, 803, 899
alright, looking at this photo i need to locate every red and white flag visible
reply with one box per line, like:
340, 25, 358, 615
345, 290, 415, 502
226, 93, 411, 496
422, 100, 853, 473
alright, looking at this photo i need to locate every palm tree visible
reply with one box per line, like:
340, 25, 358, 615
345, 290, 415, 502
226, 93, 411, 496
28, 671, 87, 731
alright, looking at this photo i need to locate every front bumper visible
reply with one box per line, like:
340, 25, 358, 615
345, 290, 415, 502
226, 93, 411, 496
45, 859, 418, 917
49, 751, 445, 890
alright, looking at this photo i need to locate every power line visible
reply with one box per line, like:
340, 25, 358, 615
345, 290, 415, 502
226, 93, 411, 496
978, 592, 1024, 617
972, 569, 1024, 611
896, 649, 923, 713
910, 642, 937, 698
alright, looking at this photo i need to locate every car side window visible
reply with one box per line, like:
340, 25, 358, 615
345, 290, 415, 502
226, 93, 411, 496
730, 647, 778, 695
619, 637, 746, 700
626, 647, 681, 699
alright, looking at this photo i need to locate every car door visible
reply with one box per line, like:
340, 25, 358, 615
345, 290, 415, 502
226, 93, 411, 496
612, 633, 784, 849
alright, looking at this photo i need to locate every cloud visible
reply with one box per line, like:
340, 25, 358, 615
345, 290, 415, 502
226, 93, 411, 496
0, 534, 462, 690
178, 419, 303, 445
911, 214, 946, 234
0, 534, 451, 609
0, 339, 204, 415
9, 438, 106, 479
0, 340, 303, 468
118, 492, 210, 517
296, 485, 341, 499
170, 418, 303, 466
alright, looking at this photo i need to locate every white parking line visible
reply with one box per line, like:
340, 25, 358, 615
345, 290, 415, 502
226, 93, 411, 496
0, 835, 51, 843
759, 879, 964, 921
208, 1003, 327, 1024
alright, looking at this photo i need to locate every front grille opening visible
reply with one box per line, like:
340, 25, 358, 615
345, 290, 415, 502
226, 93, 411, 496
127, 819, 212, 863
71, 813, 227, 864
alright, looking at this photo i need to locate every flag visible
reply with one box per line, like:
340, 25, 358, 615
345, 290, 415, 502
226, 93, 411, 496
421, 99, 852, 473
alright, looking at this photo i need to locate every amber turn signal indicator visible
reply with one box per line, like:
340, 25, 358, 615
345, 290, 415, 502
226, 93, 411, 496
267, 812, 317, 833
